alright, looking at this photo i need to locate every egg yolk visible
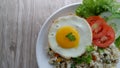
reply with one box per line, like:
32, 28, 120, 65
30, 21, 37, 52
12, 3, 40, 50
56, 26, 80, 49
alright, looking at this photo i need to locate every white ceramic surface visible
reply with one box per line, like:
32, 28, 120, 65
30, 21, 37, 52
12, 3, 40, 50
36, 3, 120, 68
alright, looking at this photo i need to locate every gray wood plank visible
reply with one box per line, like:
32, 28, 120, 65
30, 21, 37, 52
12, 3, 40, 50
0, 0, 80, 68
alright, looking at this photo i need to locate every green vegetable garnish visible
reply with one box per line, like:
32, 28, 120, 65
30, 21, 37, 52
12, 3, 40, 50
98, 48, 104, 53
111, 2, 120, 14
84, 54, 92, 64
115, 35, 120, 50
66, 32, 76, 41
76, 0, 120, 18
86, 46, 95, 53
72, 46, 94, 64
73, 54, 92, 64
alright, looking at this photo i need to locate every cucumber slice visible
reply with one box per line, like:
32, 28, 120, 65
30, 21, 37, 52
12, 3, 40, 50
107, 18, 120, 39
99, 12, 112, 20
107, 13, 120, 19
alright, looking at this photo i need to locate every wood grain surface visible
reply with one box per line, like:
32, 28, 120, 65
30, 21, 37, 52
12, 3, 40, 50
0, 0, 81, 68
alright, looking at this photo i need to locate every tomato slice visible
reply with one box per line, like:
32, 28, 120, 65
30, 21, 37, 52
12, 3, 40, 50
87, 16, 108, 39
93, 26, 115, 48
92, 20, 108, 39
86, 16, 105, 26
87, 16, 115, 48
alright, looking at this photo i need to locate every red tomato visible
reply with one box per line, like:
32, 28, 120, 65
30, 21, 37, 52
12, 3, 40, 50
87, 16, 108, 39
93, 26, 115, 48
86, 16, 115, 48
86, 16, 105, 26
92, 54, 97, 61
92, 20, 108, 39
54, 53, 59, 57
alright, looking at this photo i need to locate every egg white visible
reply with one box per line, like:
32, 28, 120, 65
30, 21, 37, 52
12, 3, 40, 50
48, 15, 92, 58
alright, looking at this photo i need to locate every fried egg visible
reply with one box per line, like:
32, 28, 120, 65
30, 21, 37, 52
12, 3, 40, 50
48, 15, 92, 58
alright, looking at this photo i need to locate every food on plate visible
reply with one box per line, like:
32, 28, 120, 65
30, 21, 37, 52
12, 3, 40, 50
76, 0, 120, 18
115, 36, 120, 50
107, 15, 120, 39
86, 16, 115, 48
86, 16, 108, 39
48, 15, 92, 58
48, 44, 119, 68
93, 26, 115, 48
47, 0, 120, 68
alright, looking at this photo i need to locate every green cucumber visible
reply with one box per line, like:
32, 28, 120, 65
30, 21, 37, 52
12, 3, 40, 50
99, 12, 112, 21
107, 18, 120, 39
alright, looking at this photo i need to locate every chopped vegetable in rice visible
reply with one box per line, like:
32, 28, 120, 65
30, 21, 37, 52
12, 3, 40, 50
48, 43, 119, 68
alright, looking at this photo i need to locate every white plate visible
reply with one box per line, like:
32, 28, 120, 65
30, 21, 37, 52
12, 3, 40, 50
36, 3, 120, 68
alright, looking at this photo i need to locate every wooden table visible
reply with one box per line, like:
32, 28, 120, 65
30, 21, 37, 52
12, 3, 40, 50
0, 0, 80, 68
